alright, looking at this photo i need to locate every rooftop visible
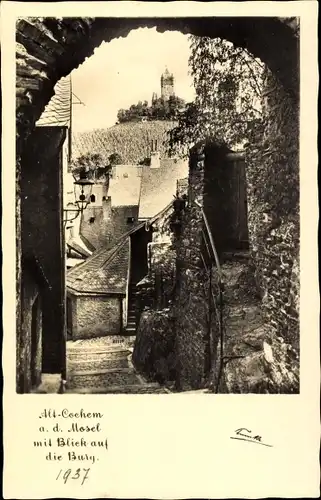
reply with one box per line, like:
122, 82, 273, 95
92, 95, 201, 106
66, 237, 130, 295
36, 76, 71, 127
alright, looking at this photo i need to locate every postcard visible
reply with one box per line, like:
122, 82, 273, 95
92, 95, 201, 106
1, 1, 320, 498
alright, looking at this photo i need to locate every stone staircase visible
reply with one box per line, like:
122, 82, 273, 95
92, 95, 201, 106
216, 251, 299, 393
66, 336, 170, 394
124, 283, 138, 335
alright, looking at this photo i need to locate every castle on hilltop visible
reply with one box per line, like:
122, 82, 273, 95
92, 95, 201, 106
117, 68, 184, 124
152, 67, 175, 104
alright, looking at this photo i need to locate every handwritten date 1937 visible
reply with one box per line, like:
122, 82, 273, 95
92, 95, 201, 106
56, 468, 90, 485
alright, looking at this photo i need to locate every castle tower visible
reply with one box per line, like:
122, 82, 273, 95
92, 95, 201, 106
161, 67, 175, 102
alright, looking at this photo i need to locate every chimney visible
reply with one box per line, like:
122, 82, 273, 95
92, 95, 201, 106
102, 196, 112, 221
150, 138, 160, 168
150, 151, 160, 169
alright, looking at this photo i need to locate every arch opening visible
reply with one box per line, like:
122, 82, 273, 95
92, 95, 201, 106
16, 16, 300, 394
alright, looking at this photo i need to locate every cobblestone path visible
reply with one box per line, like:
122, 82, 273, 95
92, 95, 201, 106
66, 336, 169, 394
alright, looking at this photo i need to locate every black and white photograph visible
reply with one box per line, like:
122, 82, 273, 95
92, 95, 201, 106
15, 15, 302, 395
2, 2, 319, 498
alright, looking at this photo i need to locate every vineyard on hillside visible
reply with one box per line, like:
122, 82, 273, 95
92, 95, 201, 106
72, 121, 177, 164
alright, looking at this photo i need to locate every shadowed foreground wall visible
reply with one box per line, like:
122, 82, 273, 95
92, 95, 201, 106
19, 264, 43, 393
19, 127, 65, 392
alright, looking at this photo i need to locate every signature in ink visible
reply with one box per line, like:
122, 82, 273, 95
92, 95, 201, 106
230, 428, 273, 447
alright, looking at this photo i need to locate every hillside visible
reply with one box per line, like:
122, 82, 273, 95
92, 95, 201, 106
72, 121, 178, 164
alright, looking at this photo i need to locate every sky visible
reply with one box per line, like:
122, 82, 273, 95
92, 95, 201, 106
71, 28, 195, 133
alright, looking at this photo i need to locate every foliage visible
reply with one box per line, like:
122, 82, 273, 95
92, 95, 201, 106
117, 95, 186, 123
70, 152, 123, 181
108, 152, 123, 165
168, 36, 266, 156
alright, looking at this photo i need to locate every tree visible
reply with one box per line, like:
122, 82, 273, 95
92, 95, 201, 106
108, 152, 123, 166
70, 152, 117, 191
167, 36, 266, 156
116, 95, 186, 123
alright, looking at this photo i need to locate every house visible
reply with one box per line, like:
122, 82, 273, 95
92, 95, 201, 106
36, 75, 93, 268
80, 195, 140, 250
79, 164, 142, 250
67, 145, 189, 340
66, 192, 181, 340
66, 237, 130, 339
36, 75, 73, 208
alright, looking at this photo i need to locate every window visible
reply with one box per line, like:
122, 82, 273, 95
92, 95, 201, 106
123, 173, 128, 178
90, 194, 96, 202
89, 217, 95, 224
127, 216, 135, 223
102, 196, 106, 201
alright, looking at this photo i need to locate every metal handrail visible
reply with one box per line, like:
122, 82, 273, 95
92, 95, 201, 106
192, 199, 224, 393
193, 200, 223, 283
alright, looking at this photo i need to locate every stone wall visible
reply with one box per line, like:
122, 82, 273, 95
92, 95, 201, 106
133, 206, 178, 381
133, 309, 176, 384
245, 70, 299, 352
69, 294, 122, 339
173, 133, 300, 392
18, 264, 43, 393
173, 147, 221, 389
81, 202, 139, 251
217, 257, 299, 394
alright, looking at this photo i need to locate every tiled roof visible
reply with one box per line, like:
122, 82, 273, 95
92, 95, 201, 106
67, 197, 175, 296
36, 76, 71, 127
138, 158, 188, 219
66, 237, 129, 295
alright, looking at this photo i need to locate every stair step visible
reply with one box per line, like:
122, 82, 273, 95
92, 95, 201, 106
70, 367, 132, 377
66, 383, 168, 394
221, 250, 250, 262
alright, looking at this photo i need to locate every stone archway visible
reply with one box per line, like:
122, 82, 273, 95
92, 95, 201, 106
16, 17, 299, 141
16, 16, 300, 392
